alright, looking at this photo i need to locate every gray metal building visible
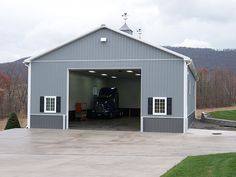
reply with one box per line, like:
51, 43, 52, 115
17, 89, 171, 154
24, 24, 198, 133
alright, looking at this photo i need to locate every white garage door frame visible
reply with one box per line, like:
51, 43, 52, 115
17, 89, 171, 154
66, 67, 143, 132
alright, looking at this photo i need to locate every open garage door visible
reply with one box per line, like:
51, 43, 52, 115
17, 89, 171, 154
68, 69, 141, 131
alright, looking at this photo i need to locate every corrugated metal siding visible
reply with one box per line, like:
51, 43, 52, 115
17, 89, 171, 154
30, 115, 64, 129
31, 60, 184, 118
143, 117, 183, 133
35, 28, 180, 61
187, 67, 196, 115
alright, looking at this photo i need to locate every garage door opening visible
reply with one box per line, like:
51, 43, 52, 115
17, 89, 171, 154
68, 69, 141, 131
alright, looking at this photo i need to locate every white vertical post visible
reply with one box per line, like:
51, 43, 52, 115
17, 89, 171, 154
183, 62, 188, 133
63, 114, 66, 130
140, 116, 143, 132
66, 69, 69, 130
27, 63, 31, 128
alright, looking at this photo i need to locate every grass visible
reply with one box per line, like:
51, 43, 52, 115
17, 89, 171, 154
196, 106, 236, 118
161, 153, 236, 177
209, 110, 236, 121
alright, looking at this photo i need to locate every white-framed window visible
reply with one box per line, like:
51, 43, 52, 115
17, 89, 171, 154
44, 96, 57, 113
153, 97, 167, 115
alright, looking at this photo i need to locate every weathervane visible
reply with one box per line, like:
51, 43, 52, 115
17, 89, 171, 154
122, 13, 128, 23
137, 28, 142, 39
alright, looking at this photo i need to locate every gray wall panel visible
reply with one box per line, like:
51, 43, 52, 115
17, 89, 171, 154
143, 117, 183, 133
187, 67, 196, 115
31, 60, 184, 118
30, 115, 64, 129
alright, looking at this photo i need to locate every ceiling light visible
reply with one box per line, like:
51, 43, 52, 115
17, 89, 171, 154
126, 70, 133, 73
111, 76, 117, 79
135, 73, 141, 76
89, 70, 96, 73
101, 73, 108, 76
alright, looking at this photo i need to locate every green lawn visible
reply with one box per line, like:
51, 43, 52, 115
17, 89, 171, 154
161, 153, 236, 177
209, 110, 236, 121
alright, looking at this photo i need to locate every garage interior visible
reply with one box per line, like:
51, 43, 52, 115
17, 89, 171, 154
68, 69, 141, 131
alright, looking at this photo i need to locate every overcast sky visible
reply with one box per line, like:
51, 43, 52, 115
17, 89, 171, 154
0, 0, 236, 63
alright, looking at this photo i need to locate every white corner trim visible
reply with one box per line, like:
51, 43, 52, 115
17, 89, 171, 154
66, 69, 69, 129
63, 114, 66, 130
140, 116, 143, 132
27, 63, 31, 128
31, 58, 183, 63
183, 62, 188, 133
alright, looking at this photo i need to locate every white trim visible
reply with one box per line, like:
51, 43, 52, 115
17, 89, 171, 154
69, 67, 142, 70
44, 96, 57, 113
183, 62, 188, 133
66, 67, 142, 131
63, 114, 66, 130
27, 63, 31, 128
31, 113, 64, 116
140, 116, 143, 132
66, 69, 69, 130
152, 97, 167, 116
143, 116, 184, 119
140, 69, 143, 133
31, 58, 183, 63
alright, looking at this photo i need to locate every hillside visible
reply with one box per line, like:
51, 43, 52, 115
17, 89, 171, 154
0, 57, 28, 80
167, 47, 236, 71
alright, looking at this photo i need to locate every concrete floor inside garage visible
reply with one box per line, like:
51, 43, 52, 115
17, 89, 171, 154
70, 116, 140, 131
68, 69, 141, 131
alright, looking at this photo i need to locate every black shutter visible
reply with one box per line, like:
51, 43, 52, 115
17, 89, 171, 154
148, 97, 153, 115
56, 96, 61, 113
167, 97, 172, 115
40, 96, 44, 112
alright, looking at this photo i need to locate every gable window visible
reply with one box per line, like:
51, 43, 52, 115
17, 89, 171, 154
153, 97, 167, 115
44, 96, 56, 113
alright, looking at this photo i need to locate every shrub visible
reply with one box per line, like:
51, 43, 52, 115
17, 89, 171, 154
5, 112, 21, 130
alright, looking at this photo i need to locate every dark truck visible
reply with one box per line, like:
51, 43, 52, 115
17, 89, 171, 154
89, 87, 121, 118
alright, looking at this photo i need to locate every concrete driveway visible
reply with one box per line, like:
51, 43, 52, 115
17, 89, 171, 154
0, 129, 236, 177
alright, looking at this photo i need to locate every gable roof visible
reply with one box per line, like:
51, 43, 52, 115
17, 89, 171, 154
24, 24, 198, 80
